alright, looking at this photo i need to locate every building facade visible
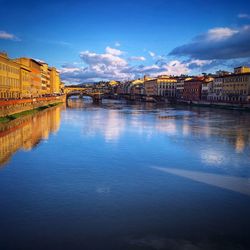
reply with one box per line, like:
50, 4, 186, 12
0, 52, 62, 99
144, 78, 157, 96
207, 77, 223, 101
157, 76, 177, 97
234, 66, 250, 74
50, 67, 60, 94
0, 52, 20, 99
183, 78, 203, 101
221, 73, 250, 102
14, 58, 31, 98
201, 77, 214, 101
18, 58, 43, 97
41, 63, 50, 95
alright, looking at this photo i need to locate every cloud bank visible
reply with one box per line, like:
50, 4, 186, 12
61, 24, 250, 83
60, 47, 191, 83
169, 25, 250, 60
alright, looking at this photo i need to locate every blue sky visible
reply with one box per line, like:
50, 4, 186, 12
1, 0, 250, 83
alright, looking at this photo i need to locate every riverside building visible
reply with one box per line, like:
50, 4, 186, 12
0, 52, 20, 99
208, 66, 250, 103
0, 51, 62, 99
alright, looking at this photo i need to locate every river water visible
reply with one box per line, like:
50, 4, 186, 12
0, 98, 250, 250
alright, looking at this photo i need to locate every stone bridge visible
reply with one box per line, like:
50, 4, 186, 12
64, 87, 105, 103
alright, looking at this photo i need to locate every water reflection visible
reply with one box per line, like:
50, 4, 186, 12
66, 99, 126, 142
1, 99, 250, 250
66, 99, 250, 157
0, 105, 63, 166
1, 99, 250, 170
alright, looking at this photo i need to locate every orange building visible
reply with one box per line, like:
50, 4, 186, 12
18, 58, 42, 97
183, 78, 203, 101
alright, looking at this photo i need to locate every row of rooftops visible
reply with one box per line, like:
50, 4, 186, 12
0, 52, 59, 73
118, 66, 250, 85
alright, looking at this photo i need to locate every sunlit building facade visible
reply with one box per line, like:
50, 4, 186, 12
0, 52, 20, 99
144, 76, 177, 97
234, 66, 250, 74
221, 73, 250, 102
50, 67, 60, 94
14, 57, 32, 98
0, 52, 62, 99
41, 63, 50, 95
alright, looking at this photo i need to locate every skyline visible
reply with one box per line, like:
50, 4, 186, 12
1, 0, 250, 84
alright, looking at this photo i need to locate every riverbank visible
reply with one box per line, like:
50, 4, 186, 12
0, 102, 62, 123
0, 95, 66, 120
0, 103, 63, 165
176, 100, 250, 112
115, 95, 250, 111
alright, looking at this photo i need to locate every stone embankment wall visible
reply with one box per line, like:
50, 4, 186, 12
176, 99, 250, 110
0, 95, 66, 118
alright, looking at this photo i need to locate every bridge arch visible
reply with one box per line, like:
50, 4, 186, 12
65, 88, 104, 104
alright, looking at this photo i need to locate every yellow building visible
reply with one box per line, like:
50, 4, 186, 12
14, 58, 32, 98
48, 67, 51, 93
50, 67, 60, 94
18, 58, 43, 97
109, 80, 119, 86
0, 52, 20, 99
221, 73, 250, 102
144, 78, 157, 96
234, 66, 250, 74
60, 82, 65, 93
0, 51, 62, 99
129, 78, 145, 95
41, 63, 50, 95
144, 75, 177, 97
158, 75, 177, 97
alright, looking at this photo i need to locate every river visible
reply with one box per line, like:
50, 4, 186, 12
0, 98, 250, 250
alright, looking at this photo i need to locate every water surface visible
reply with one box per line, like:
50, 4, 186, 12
0, 98, 250, 250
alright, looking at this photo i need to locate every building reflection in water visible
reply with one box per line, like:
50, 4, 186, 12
66, 100, 250, 159
66, 99, 126, 142
0, 105, 63, 166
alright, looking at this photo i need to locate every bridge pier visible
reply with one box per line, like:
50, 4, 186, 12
92, 97, 102, 104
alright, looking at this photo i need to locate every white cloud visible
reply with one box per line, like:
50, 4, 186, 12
58, 67, 81, 73
238, 13, 250, 19
0, 30, 20, 41
105, 46, 123, 56
206, 27, 238, 41
61, 49, 192, 83
154, 60, 190, 76
148, 51, 156, 57
61, 48, 132, 82
115, 42, 121, 47
148, 51, 166, 61
61, 46, 214, 83
80, 50, 127, 67
188, 59, 213, 67
129, 56, 146, 61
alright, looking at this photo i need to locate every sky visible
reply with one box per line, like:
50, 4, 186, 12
0, 0, 250, 84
